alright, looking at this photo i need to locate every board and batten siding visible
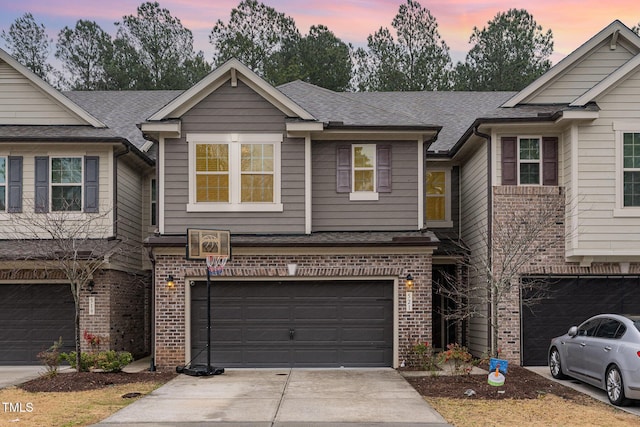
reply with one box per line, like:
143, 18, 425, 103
525, 40, 637, 105
568, 67, 640, 257
0, 144, 113, 239
311, 140, 419, 231
162, 80, 306, 235
459, 140, 489, 355
0, 60, 85, 125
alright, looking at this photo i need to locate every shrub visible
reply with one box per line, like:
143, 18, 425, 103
438, 343, 473, 375
60, 350, 132, 372
404, 340, 438, 371
37, 337, 64, 377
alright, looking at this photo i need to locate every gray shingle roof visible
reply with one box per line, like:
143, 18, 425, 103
64, 90, 182, 160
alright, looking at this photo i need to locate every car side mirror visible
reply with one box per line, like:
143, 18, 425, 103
568, 326, 578, 337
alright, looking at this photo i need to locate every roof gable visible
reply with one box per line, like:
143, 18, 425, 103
0, 48, 105, 127
503, 20, 640, 107
148, 58, 314, 121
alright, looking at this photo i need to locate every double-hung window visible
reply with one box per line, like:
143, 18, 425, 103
623, 132, 640, 207
187, 133, 283, 212
426, 168, 452, 227
0, 157, 5, 211
336, 143, 392, 200
501, 136, 558, 186
51, 157, 82, 211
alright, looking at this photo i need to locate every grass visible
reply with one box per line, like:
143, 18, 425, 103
426, 394, 640, 426
0, 381, 162, 427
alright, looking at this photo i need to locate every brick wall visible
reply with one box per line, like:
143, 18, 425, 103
80, 270, 150, 358
153, 252, 432, 369
491, 186, 640, 363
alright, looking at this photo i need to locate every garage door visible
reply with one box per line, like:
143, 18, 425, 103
0, 284, 75, 365
522, 276, 640, 366
190, 280, 394, 367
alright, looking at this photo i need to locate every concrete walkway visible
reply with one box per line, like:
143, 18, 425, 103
93, 368, 452, 426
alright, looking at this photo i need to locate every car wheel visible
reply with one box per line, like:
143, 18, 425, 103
549, 347, 567, 379
606, 365, 629, 406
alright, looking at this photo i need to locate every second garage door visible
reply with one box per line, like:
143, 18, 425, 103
190, 280, 394, 368
522, 276, 640, 366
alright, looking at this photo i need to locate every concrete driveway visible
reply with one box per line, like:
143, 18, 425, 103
93, 368, 452, 426
527, 366, 640, 417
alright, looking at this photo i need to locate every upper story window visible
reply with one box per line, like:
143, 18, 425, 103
51, 157, 82, 211
623, 132, 640, 207
0, 157, 6, 211
151, 178, 157, 226
34, 156, 99, 213
425, 168, 452, 227
187, 133, 283, 212
337, 144, 391, 201
501, 136, 558, 186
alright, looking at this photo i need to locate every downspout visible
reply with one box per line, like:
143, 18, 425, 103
472, 125, 494, 356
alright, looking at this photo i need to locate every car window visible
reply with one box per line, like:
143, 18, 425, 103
595, 319, 623, 339
578, 319, 601, 337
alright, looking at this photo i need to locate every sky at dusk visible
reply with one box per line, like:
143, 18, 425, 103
0, 0, 639, 66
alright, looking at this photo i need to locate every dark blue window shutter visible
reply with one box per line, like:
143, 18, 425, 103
501, 137, 517, 185
34, 156, 49, 213
336, 145, 351, 193
542, 137, 558, 186
7, 156, 22, 213
377, 145, 392, 193
84, 156, 99, 213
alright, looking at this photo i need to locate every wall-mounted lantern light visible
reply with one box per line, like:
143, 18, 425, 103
167, 275, 175, 288
87, 280, 95, 293
405, 274, 414, 290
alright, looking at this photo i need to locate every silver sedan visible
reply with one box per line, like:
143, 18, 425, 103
549, 313, 640, 406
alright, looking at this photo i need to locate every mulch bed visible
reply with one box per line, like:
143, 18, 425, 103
406, 364, 588, 401
19, 371, 177, 392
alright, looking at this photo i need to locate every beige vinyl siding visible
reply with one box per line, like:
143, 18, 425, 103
562, 126, 576, 254
459, 141, 489, 356
0, 144, 113, 239
568, 67, 640, 258
0, 60, 85, 125
162, 80, 306, 234
525, 41, 637, 104
311, 140, 418, 231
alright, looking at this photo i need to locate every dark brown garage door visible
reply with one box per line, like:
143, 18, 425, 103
522, 276, 640, 366
0, 284, 75, 364
191, 280, 394, 367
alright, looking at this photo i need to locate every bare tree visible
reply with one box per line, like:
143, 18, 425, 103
437, 189, 569, 357
4, 201, 122, 370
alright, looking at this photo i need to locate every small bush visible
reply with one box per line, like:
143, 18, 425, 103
94, 351, 133, 372
60, 351, 95, 372
438, 343, 473, 375
37, 337, 64, 377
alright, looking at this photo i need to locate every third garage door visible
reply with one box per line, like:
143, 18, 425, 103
190, 280, 394, 368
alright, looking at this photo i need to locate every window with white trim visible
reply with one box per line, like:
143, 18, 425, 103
623, 132, 640, 207
0, 157, 6, 211
151, 178, 157, 225
187, 133, 283, 212
425, 167, 452, 227
518, 137, 541, 185
51, 157, 82, 211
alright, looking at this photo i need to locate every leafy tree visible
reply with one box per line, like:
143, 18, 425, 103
103, 37, 151, 90
210, 0, 299, 76
55, 20, 113, 90
267, 25, 352, 91
354, 0, 452, 91
1, 13, 54, 82
115, 1, 207, 89
453, 9, 553, 91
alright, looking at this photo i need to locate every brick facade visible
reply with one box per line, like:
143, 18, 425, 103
492, 186, 639, 363
79, 270, 150, 358
153, 252, 433, 369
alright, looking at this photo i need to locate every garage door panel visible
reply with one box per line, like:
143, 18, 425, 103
522, 277, 640, 366
191, 280, 393, 367
0, 284, 74, 365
